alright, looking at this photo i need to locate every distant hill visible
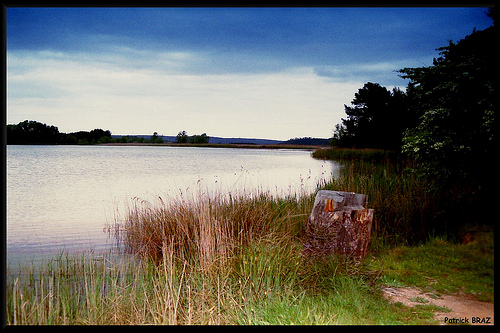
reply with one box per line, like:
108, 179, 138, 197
281, 137, 331, 146
208, 136, 282, 145
112, 135, 330, 146
112, 135, 283, 145
8, 119, 331, 146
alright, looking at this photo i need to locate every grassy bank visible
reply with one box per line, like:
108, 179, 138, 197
5, 249, 444, 325
7, 234, 492, 325
367, 227, 494, 303
322, 159, 438, 246
6, 159, 493, 325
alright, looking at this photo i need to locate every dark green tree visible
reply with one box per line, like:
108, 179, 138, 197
68, 128, 111, 145
89, 128, 112, 143
398, 11, 495, 230
7, 120, 114, 145
7, 120, 60, 144
150, 131, 164, 143
188, 133, 209, 144
175, 130, 188, 143
398, 21, 495, 190
333, 82, 411, 150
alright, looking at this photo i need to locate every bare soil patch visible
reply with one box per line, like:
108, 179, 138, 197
382, 287, 494, 325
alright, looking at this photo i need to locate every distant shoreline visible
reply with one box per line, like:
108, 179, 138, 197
98, 142, 326, 150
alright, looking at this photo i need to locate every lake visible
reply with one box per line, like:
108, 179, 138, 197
6, 145, 339, 266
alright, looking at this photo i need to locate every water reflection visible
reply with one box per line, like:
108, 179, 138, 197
7, 145, 339, 265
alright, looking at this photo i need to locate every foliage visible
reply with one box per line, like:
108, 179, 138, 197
331, 12, 495, 231
175, 130, 189, 143
6, 121, 214, 146
333, 83, 412, 151
7, 120, 60, 144
188, 133, 209, 144
116, 135, 146, 143
398, 25, 495, 193
150, 131, 164, 143
7, 120, 113, 145
176, 130, 209, 144
397, 21, 496, 232
332, 12, 495, 197
312, 147, 398, 163
70, 128, 113, 145
282, 137, 331, 146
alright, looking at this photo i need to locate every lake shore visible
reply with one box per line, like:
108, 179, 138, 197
98, 142, 327, 150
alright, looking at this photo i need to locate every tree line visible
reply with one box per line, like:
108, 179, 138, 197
332, 8, 495, 229
333, 10, 494, 184
174, 130, 209, 144
6, 121, 210, 145
107, 131, 209, 144
6, 120, 113, 145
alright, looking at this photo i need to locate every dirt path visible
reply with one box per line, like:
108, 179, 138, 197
382, 287, 494, 325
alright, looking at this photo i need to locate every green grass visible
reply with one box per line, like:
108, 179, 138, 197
365, 228, 494, 302
6, 248, 445, 325
321, 158, 438, 246
6, 157, 493, 325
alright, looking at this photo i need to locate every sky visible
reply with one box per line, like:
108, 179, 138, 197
6, 7, 494, 140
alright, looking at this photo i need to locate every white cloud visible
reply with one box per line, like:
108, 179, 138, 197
7, 50, 364, 140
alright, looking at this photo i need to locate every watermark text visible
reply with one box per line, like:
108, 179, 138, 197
444, 316, 491, 324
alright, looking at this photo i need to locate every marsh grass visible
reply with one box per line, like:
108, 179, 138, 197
122, 191, 312, 269
322, 159, 439, 246
6, 248, 436, 325
312, 147, 398, 162
6, 190, 322, 325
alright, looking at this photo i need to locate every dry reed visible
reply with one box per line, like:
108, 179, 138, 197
120, 190, 312, 272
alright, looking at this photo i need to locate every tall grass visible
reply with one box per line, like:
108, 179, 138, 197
312, 147, 398, 163
122, 191, 312, 269
122, 156, 437, 266
7, 246, 434, 325
6, 191, 320, 325
322, 159, 438, 246
6, 252, 147, 325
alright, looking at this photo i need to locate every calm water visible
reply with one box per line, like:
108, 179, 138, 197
7, 145, 338, 266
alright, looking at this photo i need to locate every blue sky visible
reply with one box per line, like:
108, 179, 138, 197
6, 7, 493, 140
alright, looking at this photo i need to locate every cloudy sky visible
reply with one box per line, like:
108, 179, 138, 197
6, 7, 493, 140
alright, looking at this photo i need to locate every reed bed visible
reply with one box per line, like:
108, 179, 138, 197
322, 159, 438, 246
6, 245, 406, 325
122, 191, 312, 269
6, 191, 320, 325
312, 147, 398, 162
